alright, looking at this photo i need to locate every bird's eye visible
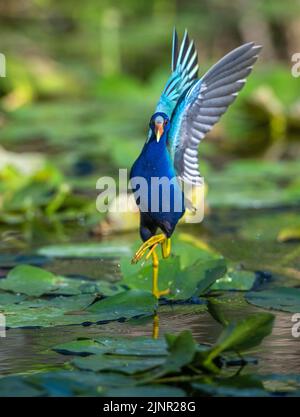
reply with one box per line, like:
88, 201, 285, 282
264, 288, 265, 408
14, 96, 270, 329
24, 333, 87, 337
164, 119, 168, 126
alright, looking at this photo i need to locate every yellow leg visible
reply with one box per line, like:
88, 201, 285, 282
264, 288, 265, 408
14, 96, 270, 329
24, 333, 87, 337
152, 313, 159, 339
162, 238, 171, 259
131, 234, 171, 299
152, 248, 170, 299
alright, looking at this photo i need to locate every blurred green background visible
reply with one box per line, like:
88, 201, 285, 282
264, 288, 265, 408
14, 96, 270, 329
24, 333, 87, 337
0, 0, 300, 238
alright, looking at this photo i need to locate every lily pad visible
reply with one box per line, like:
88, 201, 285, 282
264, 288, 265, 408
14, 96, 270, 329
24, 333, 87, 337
0, 376, 45, 397
0, 265, 124, 297
1, 290, 156, 328
0, 292, 26, 306
211, 270, 256, 291
0, 265, 58, 297
72, 354, 164, 374
105, 385, 186, 397
121, 256, 226, 301
1, 294, 95, 328
1, 371, 135, 397
54, 335, 167, 357
87, 289, 157, 318
246, 288, 300, 313
0, 370, 185, 397
38, 243, 131, 258
192, 374, 267, 397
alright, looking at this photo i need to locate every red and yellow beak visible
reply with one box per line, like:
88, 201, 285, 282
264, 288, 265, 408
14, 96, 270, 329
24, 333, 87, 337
155, 122, 164, 142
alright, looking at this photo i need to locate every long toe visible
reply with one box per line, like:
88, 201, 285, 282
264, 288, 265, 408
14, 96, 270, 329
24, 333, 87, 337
153, 288, 170, 299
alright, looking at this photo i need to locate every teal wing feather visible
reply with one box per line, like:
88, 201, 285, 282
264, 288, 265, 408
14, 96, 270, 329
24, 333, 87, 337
168, 42, 262, 184
155, 28, 199, 118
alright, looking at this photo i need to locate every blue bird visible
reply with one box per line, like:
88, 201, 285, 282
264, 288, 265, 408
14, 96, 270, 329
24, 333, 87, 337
130, 29, 261, 298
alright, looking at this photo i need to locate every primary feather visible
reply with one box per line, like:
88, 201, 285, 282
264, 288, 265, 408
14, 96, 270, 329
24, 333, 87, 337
155, 29, 199, 119
168, 41, 262, 184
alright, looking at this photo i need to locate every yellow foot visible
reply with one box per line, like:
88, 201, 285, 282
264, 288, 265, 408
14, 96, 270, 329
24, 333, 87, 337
153, 287, 170, 299
131, 233, 166, 264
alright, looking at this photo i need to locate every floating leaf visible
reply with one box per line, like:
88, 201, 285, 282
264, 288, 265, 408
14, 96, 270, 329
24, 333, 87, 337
0, 376, 45, 397
0, 265, 58, 297
211, 270, 256, 291
87, 289, 157, 319
5, 371, 134, 397
173, 258, 226, 299
54, 336, 167, 357
1, 294, 95, 328
2, 290, 155, 328
120, 256, 180, 294
0, 292, 26, 306
246, 288, 300, 313
105, 385, 185, 397
121, 256, 226, 301
72, 354, 164, 374
0, 264, 124, 297
192, 374, 267, 397
38, 243, 131, 258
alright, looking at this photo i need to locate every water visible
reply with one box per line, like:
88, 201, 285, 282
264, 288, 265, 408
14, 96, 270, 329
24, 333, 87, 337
0, 299, 299, 376
0, 208, 300, 379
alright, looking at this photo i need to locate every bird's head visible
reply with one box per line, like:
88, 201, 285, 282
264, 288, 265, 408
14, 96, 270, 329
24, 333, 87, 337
149, 112, 170, 143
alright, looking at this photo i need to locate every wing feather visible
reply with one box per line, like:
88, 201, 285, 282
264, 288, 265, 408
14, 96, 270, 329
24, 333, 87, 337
169, 42, 262, 184
155, 29, 199, 118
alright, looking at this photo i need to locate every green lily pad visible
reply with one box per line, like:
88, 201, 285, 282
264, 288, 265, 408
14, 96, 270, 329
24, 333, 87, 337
120, 256, 180, 294
173, 258, 227, 299
72, 354, 164, 374
246, 288, 300, 313
258, 374, 300, 396
192, 374, 267, 397
87, 289, 157, 318
38, 243, 131, 258
121, 256, 226, 300
1, 294, 95, 328
54, 336, 167, 357
0, 292, 26, 306
0, 265, 124, 297
0, 370, 186, 397
211, 270, 256, 291
0, 265, 58, 297
0, 376, 45, 397
105, 385, 186, 397
1, 290, 155, 328
2, 371, 135, 397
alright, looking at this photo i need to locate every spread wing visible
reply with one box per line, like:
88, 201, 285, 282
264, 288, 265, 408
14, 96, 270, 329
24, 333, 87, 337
154, 28, 199, 118
168, 42, 262, 184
